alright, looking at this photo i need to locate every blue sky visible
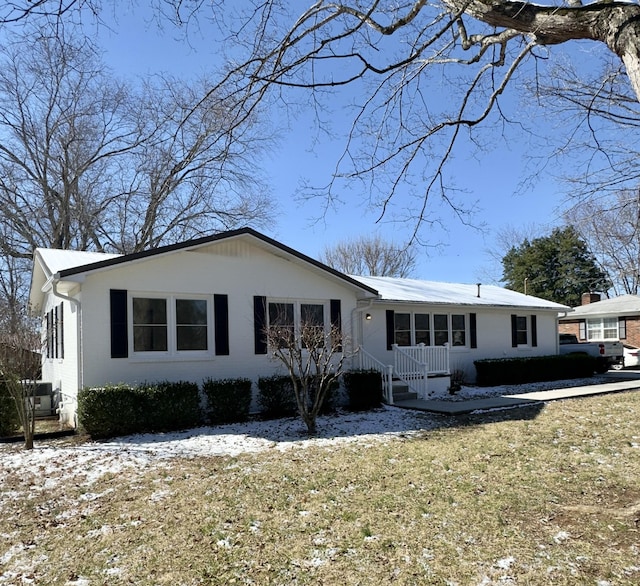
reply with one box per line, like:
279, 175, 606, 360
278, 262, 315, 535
95, 5, 571, 284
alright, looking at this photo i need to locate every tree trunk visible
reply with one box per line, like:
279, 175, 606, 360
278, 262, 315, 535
447, 1, 640, 103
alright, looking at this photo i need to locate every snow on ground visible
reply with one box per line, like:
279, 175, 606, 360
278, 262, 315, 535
0, 376, 616, 489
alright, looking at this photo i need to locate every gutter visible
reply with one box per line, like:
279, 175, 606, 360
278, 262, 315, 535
51, 275, 83, 427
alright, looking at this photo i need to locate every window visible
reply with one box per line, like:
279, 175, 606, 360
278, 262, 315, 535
586, 317, 619, 341
515, 316, 528, 345
133, 298, 168, 352
434, 314, 449, 346
268, 301, 295, 346
389, 312, 468, 348
451, 314, 466, 347
414, 313, 431, 345
176, 299, 208, 351
267, 300, 330, 348
301, 303, 325, 347
45, 304, 64, 359
394, 313, 411, 346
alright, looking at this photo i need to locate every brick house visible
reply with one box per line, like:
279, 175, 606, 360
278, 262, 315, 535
559, 293, 640, 348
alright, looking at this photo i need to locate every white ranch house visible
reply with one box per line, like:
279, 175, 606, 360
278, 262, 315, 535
29, 228, 568, 426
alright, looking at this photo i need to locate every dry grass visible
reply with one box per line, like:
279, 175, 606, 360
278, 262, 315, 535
2, 393, 640, 585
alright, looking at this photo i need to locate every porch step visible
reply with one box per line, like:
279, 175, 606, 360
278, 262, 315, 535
392, 380, 417, 402
393, 391, 418, 402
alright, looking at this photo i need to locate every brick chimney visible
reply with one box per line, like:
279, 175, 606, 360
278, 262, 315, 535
581, 292, 601, 305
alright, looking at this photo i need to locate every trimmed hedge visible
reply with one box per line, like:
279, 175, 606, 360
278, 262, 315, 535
203, 377, 252, 424
0, 380, 20, 436
343, 370, 382, 411
474, 354, 596, 387
257, 375, 298, 419
78, 381, 202, 439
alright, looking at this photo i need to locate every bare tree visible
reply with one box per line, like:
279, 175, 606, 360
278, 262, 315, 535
267, 317, 346, 435
320, 235, 416, 277
159, 1, 640, 242
0, 24, 274, 318
0, 307, 41, 450
565, 190, 640, 296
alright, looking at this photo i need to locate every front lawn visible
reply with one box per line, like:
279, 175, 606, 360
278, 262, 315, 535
1, 392, 639, 584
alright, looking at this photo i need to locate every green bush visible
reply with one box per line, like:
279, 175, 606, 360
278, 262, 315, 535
343, 370, 382, 411
474, 354, 596, 387
0, 380, 20, 437
257, 375, 298, 419
78, 381, 203, 439
203, 377, 252, 424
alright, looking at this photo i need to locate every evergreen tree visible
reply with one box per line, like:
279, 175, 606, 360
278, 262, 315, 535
501, 226, 611, 307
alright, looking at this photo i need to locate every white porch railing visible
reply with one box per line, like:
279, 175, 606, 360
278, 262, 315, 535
396, 343, 450, 375
392, 345, 429, 399
356, 347, 394, 405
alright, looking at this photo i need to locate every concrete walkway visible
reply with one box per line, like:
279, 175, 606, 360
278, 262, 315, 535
394, 372, 640, 415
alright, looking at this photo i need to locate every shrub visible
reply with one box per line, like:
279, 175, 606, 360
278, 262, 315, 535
203, 377, 252, 424
78, 384, 144, 439
257, 375, 298, 419
78, 381, 203, 439
474, 354, 596, 387
343, 370, 382, 411
0, 380, 20, 437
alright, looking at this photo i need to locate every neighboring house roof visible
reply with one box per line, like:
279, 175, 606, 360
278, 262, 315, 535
559, 294, 640, 320
352, 275, 569, 311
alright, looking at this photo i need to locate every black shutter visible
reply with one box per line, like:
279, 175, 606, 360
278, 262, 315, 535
619, 318, 627, 340
110, 289, 128, 359
531, 315, 538, 347
214, 294, 230, 355
330, 299, 342, 351
511, 314, 518, 348
59, 304, 64, 359
470, 313, 477, 349
386, 310, 395, 351
254, 296, 267, 355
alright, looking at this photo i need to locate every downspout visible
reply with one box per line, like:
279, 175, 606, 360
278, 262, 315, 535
51, 275, 82, 427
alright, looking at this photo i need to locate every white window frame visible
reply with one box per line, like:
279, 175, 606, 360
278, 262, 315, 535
393, 312, 468, 348
586, 317, 619, 341
266, 299, 330, 347
129, 293, 213, 358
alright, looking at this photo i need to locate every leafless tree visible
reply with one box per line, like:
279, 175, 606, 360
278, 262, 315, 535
0, 306, 41, 450
565, 190, 640, 296
320, 234, 416, 277
152, 2, 640, 237
0, 24, 274, 319
267, 318, 346, 435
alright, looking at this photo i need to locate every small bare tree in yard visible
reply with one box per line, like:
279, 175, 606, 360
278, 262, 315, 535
266, 310, 346, 435
0, 308, 41, 449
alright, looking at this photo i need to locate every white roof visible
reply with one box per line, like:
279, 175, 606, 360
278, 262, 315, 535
560, 294, 640, 318
351, 275, 569, 310
35, 248, 122, 277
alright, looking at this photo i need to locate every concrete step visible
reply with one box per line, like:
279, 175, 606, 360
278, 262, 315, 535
393, 391, 418, 402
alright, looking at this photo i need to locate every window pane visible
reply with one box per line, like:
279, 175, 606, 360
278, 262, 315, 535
134, 325, 168, 352
452, 314, 465, 346
133, 298, 167, 352
176, 299, 207, 325
177, 326, 208, 351
133, 298, 166, 325
415, 313, 430, 345
434, 314, 448, 346
603, 317, 618, 340
516, 316, 528, 345
269, 302, 294, 347
301, 304, 324, 326
176, 299, 208, 351
394, 313, 411, 346
301, 304, 325, 348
